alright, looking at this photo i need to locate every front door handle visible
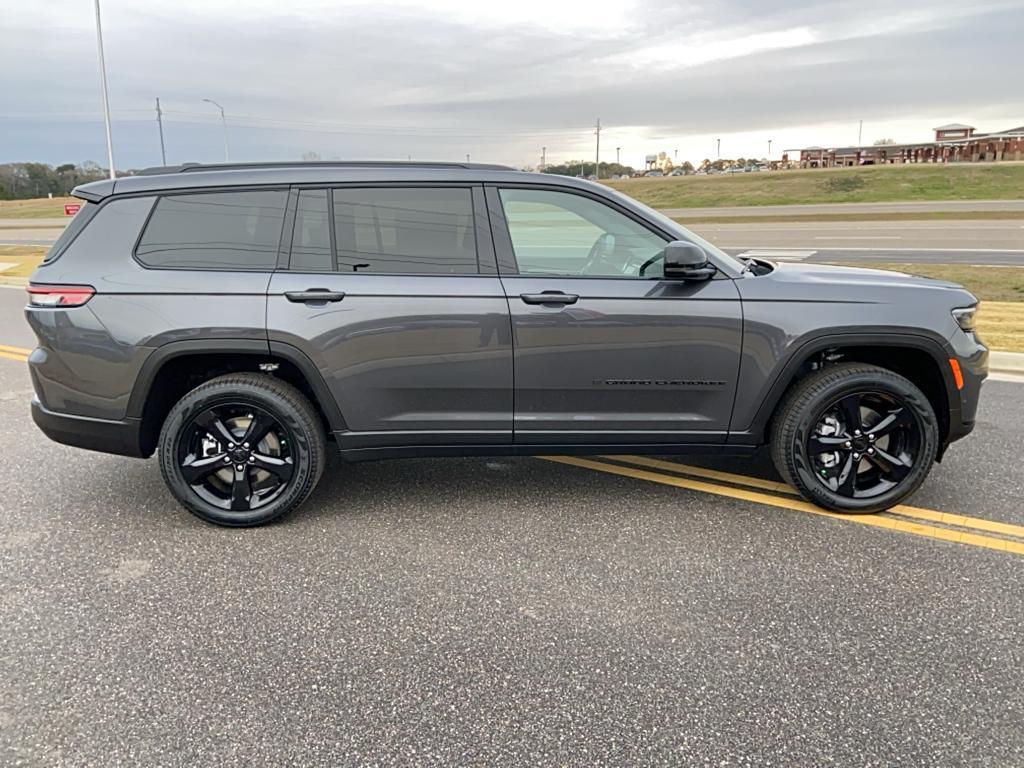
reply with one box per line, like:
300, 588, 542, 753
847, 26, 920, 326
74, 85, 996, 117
519, 291, 579, 306
285, 289, 346, 304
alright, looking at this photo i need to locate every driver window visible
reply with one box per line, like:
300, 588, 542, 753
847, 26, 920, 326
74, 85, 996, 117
498, 188, 667, 278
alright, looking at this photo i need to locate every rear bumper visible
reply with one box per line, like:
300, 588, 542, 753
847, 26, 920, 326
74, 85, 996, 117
31, 398, 147, 458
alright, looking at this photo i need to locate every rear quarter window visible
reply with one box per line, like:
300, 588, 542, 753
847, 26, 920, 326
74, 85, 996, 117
135, 190, 287, 270
42, 201, 99, 263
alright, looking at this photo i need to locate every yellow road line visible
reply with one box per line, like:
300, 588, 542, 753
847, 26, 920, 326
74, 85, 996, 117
539, 455, 1024, 556
0, 350, 29, 363
0, 344, 31, 356
606, 455, 1024, 541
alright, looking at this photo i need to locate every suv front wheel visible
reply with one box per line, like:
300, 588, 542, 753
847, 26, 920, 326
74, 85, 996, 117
158, 373, 326, 526
771, 363, 939, 514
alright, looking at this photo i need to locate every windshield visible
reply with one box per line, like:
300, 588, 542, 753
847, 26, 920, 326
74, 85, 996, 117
599, 185, 746, 274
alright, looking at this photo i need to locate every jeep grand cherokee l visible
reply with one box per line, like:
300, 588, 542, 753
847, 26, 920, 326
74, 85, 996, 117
25, 161, 987, 526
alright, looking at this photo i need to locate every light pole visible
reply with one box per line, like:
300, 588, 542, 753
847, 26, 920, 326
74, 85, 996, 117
92, 0, 116, 179
767, 139, 772, 161
716, 138, 721, 159
616, 146, 621, 165
202, 98, 229, 162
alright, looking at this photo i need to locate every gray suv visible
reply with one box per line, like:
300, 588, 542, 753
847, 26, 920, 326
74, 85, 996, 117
25, 162, 987, 526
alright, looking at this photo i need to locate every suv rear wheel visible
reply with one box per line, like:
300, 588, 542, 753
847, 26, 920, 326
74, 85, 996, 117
158, 373, 326, 526
771, 363, 939, 514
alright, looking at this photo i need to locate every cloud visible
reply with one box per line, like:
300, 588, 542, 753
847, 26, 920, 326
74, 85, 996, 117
1, 0, 1021, 168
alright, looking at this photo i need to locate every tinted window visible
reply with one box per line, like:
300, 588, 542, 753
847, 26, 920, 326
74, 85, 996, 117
499, 188, 666, 278
290, 189, 331, 271
136, 190, 287, 270
332, 187, 477, 274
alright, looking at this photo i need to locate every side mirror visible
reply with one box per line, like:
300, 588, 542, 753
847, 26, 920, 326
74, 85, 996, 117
663, 241, 716, 281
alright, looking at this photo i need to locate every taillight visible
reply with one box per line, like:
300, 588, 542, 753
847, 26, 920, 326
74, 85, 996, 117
26, 284, 95, 308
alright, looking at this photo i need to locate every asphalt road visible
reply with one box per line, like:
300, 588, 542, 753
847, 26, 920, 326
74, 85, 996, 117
0, 286, 1022, 766
660, 199, 1024, 218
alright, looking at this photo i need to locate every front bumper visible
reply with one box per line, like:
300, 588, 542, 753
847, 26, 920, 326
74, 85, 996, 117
31, 398, 147, 458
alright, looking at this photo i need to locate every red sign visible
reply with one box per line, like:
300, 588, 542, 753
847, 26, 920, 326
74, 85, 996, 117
64, 203, 81, 217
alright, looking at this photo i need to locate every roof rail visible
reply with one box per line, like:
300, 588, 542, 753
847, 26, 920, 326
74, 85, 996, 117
137, 160, 514, 175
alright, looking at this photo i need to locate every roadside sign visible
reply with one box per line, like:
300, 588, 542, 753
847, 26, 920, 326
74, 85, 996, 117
64, 203, 82, 217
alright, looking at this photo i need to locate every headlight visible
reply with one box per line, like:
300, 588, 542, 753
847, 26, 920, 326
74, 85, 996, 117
952, 305, 977, 332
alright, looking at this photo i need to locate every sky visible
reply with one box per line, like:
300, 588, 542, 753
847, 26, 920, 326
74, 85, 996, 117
2, 0, 1022, 171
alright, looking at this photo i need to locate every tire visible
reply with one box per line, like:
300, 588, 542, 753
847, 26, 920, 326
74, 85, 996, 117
158, 373, 326, 527
770, 363, 939, 514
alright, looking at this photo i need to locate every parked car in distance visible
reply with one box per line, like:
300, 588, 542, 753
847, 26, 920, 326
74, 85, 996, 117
26, 161, 987, 526
644, 169, 664, 177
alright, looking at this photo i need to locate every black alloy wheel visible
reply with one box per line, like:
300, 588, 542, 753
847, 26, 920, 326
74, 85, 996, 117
771, 363, 939, 514
805, 390, 920, 500
177, 403, 295, 513
158, 373, 325, 526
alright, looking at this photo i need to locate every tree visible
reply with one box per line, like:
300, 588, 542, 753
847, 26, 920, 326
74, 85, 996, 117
681, 161, 695, 173
873, 138, 896, 145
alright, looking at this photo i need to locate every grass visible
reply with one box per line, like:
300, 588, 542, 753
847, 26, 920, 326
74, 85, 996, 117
605, 163, 1024, 209
0, 197, 77, 219
0, 246, 48, 277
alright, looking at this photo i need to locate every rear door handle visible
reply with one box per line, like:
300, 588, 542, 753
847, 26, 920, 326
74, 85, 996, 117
519, 291, 579, 306
285, 289, 346, 304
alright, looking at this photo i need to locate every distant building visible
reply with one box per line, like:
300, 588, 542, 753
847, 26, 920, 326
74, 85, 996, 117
782, 123, 1024, 168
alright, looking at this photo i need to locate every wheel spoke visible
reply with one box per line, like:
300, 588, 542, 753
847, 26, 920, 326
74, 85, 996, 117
193, 409, 237, 446
181, 453, 226, 484
252, 453, 294, 482
230, 465, 253, 511
242, 412, 275, 447
835, 452, 858, 496
808, 434, 849, 454
867, 447, 912, 482
868, 408, 913, 439
836, 394, 862, 435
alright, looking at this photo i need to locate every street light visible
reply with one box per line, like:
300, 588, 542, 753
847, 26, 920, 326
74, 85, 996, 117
768, 139, 772, 161
202, 98, 230, 162
92, 0, 116, 179
616, 146, 621, 164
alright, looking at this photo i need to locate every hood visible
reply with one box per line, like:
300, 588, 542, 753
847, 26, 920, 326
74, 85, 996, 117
738, 259, 977, 307
761, 260, 963, 290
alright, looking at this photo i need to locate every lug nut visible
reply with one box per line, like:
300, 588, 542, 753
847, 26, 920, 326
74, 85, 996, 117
228, 443, 235, 449
236, 465, 244, 471
844, 441, 851, 448
867, 448, 875, 455
223, 456, 231, 463
868, 434, 875, 442
853, 452, 861, 460
243, 442, 250, 449
854, 429, 861, 437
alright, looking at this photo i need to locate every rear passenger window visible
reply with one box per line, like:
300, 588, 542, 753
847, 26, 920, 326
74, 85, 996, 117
289, 190, 332, 271
332, 187, 477, 274
136, 190, 287, 270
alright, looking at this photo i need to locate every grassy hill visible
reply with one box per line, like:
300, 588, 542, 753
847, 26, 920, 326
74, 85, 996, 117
605, 163, 1024, 209
0, 197, 77, 219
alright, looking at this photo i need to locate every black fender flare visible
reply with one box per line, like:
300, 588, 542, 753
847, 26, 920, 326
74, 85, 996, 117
126, 338, 345, 431
733, 330, 958, 443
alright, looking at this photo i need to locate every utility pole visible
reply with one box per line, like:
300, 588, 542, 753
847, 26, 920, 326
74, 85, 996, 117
716, 138, 721, 159
540, 146, 546, 171
858, 120, 863, 146
594, 118, 601, 179
202, 98, 229, 161
155, 98, 167, 165
92, 0, 116, 179
616, 146, 621, 165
